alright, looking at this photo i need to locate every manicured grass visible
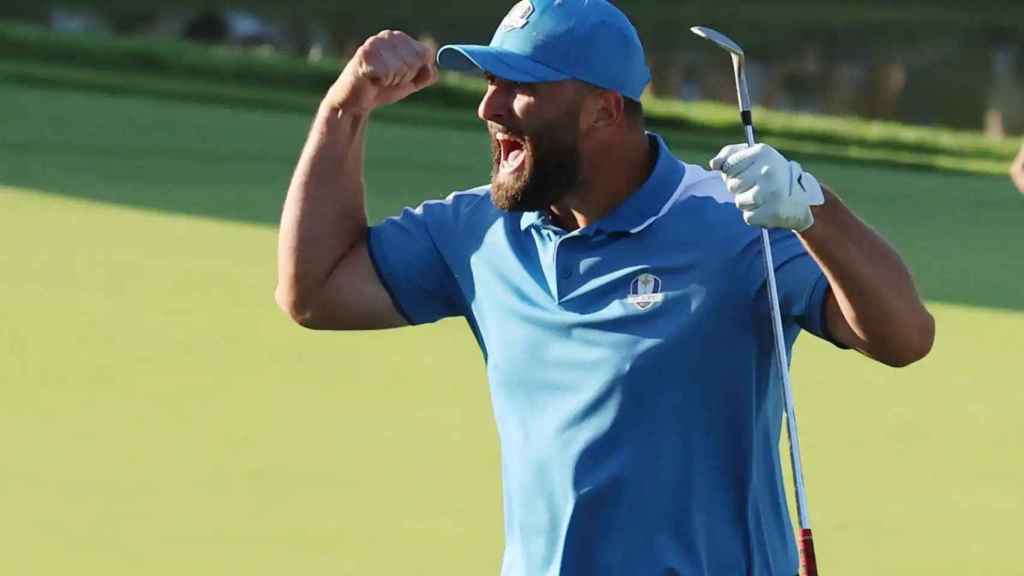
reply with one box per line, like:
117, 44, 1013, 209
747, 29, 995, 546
2, 82, 1020, 311
1, 82, 1022, 575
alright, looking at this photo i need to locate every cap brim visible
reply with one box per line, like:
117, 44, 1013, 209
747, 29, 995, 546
437, 45, 570, 84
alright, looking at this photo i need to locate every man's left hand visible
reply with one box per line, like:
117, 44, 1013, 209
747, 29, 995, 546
710, 143, 825, 232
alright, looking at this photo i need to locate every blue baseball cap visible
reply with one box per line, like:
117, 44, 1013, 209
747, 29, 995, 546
437, 0, 651, 101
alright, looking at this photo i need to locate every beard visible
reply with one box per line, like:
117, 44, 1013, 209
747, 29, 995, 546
488, 115, 583, 213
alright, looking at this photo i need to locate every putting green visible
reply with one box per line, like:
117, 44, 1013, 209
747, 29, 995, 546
1, 81, 1022, 574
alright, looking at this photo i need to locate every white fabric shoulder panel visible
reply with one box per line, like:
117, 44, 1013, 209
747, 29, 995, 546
679, 162, 734, 204
444, 185, 491, 203
410, 186, 490, 215
628, 161, 734, 234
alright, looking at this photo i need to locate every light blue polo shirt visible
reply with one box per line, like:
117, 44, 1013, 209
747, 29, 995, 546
368, 134, 834, 576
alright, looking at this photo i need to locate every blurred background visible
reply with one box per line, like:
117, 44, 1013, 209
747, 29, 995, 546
1, 1, 1022, 575
4, 0, 1024, 134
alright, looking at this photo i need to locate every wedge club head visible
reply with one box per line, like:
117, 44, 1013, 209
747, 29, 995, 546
690, 25, 753, 138
690, 26, 744, 58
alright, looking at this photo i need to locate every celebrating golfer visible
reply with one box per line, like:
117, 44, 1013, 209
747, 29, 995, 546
276, 1, 934, 574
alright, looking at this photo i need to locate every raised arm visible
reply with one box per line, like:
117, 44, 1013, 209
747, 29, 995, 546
1011, 141, 1024, 194
712, 144, 934, 367
799, 188, 934, 366
276, 31, 437, 330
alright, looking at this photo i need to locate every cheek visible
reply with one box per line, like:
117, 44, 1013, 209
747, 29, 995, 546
511, 94, 539, 126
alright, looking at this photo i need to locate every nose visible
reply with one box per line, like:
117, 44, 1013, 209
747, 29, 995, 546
477, 82, 511, 124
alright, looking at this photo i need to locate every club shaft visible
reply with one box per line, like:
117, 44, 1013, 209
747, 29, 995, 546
693, 26, 817, 563
741, 107, 812, 531
760, 226, 811, 530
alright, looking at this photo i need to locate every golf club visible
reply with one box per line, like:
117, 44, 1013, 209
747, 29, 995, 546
690, 25, 819, 576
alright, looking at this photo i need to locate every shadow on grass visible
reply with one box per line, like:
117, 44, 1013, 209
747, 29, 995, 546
1, 81, 1022, 313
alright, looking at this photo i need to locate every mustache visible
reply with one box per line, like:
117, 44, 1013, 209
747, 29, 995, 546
488, 123, 525, 140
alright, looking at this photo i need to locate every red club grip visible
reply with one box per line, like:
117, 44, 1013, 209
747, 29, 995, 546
799, 528, 819, 576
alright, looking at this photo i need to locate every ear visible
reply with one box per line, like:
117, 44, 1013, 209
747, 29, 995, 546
580, 89, 624, 131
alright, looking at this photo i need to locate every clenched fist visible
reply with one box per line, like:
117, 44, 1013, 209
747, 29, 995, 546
325, 30, 438, 116
710, 143, 825, 232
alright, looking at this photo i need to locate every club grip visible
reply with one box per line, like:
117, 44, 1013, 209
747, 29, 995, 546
799, 529, 818, 576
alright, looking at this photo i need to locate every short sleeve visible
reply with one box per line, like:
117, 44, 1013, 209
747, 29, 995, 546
367, 199, 467, 325
759, 229, 843, 346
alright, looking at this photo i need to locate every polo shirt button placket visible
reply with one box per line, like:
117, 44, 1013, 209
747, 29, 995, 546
554, 262, 573, 302
553, 237, 575, 301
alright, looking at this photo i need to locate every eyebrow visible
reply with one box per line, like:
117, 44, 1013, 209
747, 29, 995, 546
485, 73, 535, 89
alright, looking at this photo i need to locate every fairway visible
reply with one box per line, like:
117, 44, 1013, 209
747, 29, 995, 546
2, 82, 1023, 575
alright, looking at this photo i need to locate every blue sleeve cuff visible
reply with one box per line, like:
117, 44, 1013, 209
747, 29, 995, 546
807, 274, 850, 350
366, 227, 414, 325
365, 201, 467, 325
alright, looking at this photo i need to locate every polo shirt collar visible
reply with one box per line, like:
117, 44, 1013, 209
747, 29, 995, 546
518, 133, 685, 235
519, 209, 546, 230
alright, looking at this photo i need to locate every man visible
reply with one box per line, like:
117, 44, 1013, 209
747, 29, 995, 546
276, 1, 935, 574
1012, 141, 1024, 194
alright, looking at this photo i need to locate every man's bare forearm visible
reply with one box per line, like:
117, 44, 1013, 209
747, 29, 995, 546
798, 188, 934, 366
276, 104, 370, 317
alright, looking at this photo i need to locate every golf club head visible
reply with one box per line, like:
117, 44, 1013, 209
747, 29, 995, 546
689, 26, 744, 58
690, 25, 753, 126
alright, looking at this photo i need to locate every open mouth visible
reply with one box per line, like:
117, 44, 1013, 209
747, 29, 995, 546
495, 133, 527, 175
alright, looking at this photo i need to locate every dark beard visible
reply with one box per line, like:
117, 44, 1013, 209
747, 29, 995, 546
489, 119, 582, 212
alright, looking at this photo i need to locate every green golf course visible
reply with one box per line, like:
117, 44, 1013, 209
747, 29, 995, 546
1, 78, 1022, 575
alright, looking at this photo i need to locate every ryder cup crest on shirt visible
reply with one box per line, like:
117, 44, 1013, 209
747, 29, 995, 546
500, 0, 534, 30
628, 273, 664, 311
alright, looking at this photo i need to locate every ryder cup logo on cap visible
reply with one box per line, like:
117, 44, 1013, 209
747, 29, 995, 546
500, 0, 534, 30
437, 0, 651, 101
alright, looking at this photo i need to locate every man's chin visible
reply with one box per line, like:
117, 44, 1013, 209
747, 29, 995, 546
491, 189, 544, 213
490, 186, 522, 212
490, 172, 526, 212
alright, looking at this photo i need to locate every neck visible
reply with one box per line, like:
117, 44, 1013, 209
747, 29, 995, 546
548, 130, 654, 231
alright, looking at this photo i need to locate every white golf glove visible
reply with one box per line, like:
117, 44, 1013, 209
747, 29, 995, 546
709, 143, 825, 232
